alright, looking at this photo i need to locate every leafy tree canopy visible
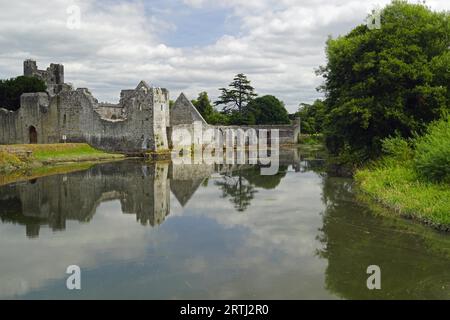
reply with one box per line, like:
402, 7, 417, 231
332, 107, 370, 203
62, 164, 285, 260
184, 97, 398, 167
318, 0, 449, 163
0, 76, 47, 111
295, 99, 325, 134
192, 91, 230, 125
245, 95, 290, 125
215, 73, 257, 113
192, 91, 214, 120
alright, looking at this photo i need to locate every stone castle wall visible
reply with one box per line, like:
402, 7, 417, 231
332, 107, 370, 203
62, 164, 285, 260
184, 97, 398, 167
0, 60, 300, 154
0, 92, 57, 144
169, 93, 300, 149
0, 61, 170, 153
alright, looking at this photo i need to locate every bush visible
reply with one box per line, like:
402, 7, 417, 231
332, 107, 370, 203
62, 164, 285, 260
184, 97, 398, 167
299, 134, 323, 145
295, 100, 325, 134
414, 116, 450, 183
207, 111, 230, 125
381, 136, 413, 162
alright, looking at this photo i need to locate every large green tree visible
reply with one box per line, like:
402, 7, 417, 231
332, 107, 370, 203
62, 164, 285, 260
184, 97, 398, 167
318, 1, 449, 163
191, 91, 230, 125
245, 95, 290, 125
215, 73, 257, 114
0, 76, 47, 111
192, 91, 214, 120
295, 99, 325, 134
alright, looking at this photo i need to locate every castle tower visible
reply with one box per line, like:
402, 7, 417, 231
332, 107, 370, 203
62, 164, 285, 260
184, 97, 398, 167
24, 59, 38, 76
48, 63, 64, 85
23, 60, 65, 95
152, 87, 170, 151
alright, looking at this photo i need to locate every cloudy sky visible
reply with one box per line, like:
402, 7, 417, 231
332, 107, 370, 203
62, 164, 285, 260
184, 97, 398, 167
0, 0, 448, 112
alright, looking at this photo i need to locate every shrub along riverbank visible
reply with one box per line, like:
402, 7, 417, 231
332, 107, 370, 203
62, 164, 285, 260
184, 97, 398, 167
0, 143, 124, 174
355, 116, 450, 230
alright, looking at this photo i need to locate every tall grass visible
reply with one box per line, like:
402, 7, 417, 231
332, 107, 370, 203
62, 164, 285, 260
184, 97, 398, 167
414, 115, 450, 183
355, 116, 450, 229
356, 163, 450, 227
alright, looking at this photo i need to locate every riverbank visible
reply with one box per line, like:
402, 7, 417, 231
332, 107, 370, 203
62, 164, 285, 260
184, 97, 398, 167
0, 143, 125, 174
355, 116, 450, 231
355, 161, 450, 231
0, 161, 105, 186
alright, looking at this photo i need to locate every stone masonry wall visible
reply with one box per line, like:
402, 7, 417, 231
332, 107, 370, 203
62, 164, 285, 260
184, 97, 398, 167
169, 93, 301, 148
0, 61, 170, 154
0, 60, 299, 154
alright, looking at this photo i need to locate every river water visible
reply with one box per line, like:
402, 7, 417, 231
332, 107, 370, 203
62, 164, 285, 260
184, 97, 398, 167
0, 148, 449, 299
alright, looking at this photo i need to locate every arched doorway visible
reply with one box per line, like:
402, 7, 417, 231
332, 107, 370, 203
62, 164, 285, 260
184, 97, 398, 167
29, 126, 37, 144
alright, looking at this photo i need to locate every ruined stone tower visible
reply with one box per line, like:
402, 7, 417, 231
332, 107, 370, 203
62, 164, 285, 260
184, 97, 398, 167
23, 59, 64, 95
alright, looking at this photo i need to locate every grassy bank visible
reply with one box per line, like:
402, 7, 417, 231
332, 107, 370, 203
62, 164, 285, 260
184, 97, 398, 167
0, 143, 124, 174
0, 162, 98, 186
356, 161, 450, 230
355, 116, 450, 230
0, 150, 26, 172
15, 143, 124, 163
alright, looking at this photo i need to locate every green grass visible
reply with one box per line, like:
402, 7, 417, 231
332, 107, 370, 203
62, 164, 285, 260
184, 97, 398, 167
22, 143, 124, 162
355, 159, 450, 229
1, 143, 124, 163
355, 117, 450, 230
0, 143, 124, 176
0, 150, 28, 173
0, 162, 96, 186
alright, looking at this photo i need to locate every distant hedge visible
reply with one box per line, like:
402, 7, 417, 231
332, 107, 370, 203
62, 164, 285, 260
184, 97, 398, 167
0, 76, 47, 111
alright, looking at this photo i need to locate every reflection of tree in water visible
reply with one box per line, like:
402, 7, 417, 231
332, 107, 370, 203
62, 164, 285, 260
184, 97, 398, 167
215, 172, 257, 212
242, 165, 288, 190
215, 166, 287, 212
317, 176, 450, 299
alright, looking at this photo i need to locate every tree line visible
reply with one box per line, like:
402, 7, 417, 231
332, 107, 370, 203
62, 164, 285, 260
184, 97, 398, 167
189, 73, 291, 125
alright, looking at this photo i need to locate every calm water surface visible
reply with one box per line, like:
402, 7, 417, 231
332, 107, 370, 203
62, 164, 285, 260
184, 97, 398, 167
0, 148, 449, 299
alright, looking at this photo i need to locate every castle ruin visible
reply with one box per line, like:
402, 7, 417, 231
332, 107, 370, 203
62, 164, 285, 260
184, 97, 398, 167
0, 60, 300, 153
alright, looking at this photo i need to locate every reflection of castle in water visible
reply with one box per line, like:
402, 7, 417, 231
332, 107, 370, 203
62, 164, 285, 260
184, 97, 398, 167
0, 148, 306, 238
0, 161, 172, 237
